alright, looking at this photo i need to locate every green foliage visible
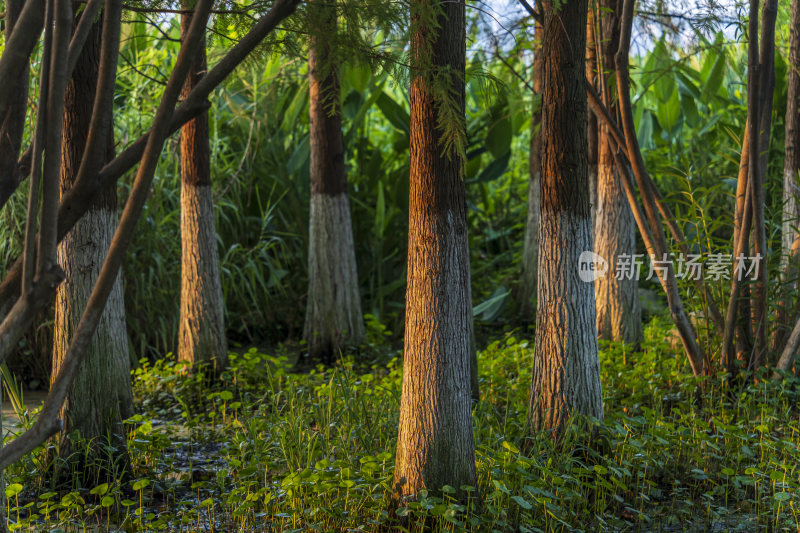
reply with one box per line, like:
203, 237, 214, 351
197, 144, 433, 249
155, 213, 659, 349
6, 321, 800, 530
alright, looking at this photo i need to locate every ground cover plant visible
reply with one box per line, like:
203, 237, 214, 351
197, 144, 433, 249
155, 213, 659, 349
1, 319, 799, 531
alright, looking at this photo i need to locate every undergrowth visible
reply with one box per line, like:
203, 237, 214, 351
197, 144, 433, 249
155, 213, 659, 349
4, 318, 800, 531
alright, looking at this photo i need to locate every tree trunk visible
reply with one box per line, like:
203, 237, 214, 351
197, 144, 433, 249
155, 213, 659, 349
303, 0, 365, 364
528, 0, 603, 434
774, 0, 800, 354
178, 5, 227, 372
393, 0, 476, 506
520, 22, 542, 318
593, 0, 642, 346
586, 8, 598, 230
0, 0, 28, 212
52, 14, 133, 470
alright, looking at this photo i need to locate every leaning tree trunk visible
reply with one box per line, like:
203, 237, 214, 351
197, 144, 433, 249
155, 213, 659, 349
593, 0, 642, 346
178, 5, 227, 372
52, 15, 133, 470
393, 0, 476, 506
520, 21, 543, 318
528, 0, 603, 435
775, 0, 800, 354
303, 0, 364, 364
0, 0, 28, 211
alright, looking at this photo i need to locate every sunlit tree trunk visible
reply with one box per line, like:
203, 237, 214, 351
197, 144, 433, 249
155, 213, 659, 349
593, 0, 642, 346
393, 0, 476, 505
52, 16, 133, 468
178, 5, 227, 372
586, 8, 598, 229
520, 21, 542, 317
528, 0, 603, 434
303, 0, 364, 364
774, 0, 800, 354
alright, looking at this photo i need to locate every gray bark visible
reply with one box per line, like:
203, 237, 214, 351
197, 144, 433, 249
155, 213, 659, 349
528, 0, 603, 435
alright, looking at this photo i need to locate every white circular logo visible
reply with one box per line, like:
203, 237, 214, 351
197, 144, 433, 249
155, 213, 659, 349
578, 251, 608, 282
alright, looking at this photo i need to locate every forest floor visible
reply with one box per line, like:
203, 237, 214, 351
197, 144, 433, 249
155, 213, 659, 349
2, 317, 800, 532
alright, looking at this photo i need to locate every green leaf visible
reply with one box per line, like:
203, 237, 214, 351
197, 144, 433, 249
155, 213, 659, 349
132, 479, 150, 491
90, 483, 109, 496
471, 153, 510, 184
473, 286, 510, 321
486, 118, 512, 159
376, 92, 410, 135
286, 135, 310, 175
5, 483, 22, 498
655, 88, 681, 134
219, 390, 234, 401
512, 495, 533, 510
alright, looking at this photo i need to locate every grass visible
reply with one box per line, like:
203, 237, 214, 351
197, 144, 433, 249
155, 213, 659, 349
2, 317, 800, 531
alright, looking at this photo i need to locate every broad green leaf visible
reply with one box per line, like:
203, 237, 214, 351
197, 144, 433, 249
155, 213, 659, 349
472, 153, 510, 184
486, 118, 512, 159
376, 92, 410, 135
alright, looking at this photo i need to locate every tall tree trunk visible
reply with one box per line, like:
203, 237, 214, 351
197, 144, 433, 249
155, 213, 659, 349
393, 0, 476, 506
528, 0, 603, 434
586, 7, 598, 230
520, 21, 543, 318
178, 4, 227, 372
774, 0, 800, 355
592, 0, 642, 346
303, 0, 364, 364
52, 14, 133, 472
0, 0, 29, 211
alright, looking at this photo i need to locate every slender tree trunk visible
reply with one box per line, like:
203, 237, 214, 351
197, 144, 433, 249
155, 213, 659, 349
393, 0, 476, 506
52, 14, 132, 471
303, 0, 364, 364
528, 0, 603, 435
0, 0, 29, 211
586, 7, 598, 229
521, 22, 543, 318
593, 0, 642, 346
774, 0, 800, 355
749, 0, 777, 368
178, 5, 227, 372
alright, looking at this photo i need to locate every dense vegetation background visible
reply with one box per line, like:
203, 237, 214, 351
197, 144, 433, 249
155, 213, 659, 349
0, 0, 799, 530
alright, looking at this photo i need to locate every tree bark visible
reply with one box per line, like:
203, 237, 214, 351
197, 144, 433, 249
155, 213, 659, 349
592, 0, 642, 346
528, 0, 603, 435
774, 0, 800, 355
586, 7, 598, 230
393, 0, 476, 506
178, 3, 227, 372
303, 0, 364, 364
520, 21, 542, 318
52, 12, 132, 469
0, 0, 29, 212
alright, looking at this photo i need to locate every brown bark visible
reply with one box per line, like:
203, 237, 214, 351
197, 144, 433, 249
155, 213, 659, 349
750, 0, 777, 367
520, 20, 543, 317
0, 0, 301, 348
0, 0, 213, 471
616, 0, 705, 376
178, 3, 228, 372
528, 0, 603, 435
592, 0, 641, 346
0, 0, 29, 212
393, 0, 476, 506
52, 13, 133, 471
586, 7, 598, 229
303, 0, 365, 363
775, 0, 800, 356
